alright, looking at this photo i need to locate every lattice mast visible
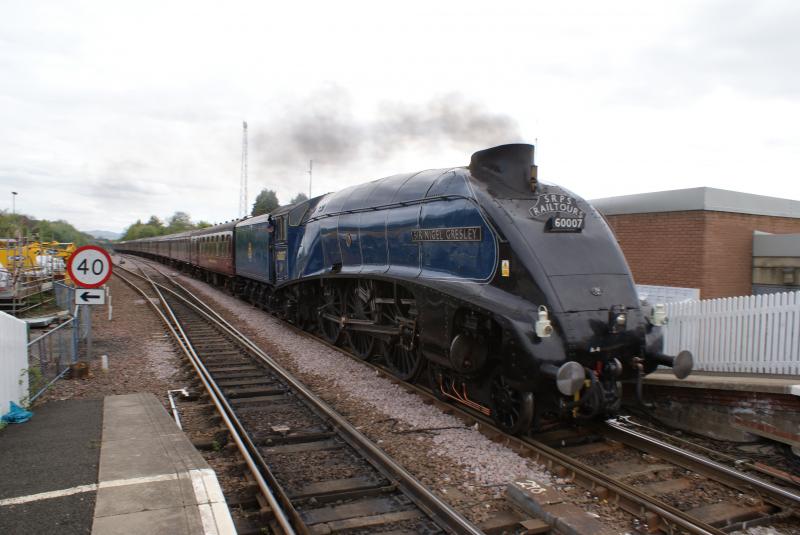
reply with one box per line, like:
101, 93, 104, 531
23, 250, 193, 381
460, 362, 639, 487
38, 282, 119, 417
239, 121, 248, 218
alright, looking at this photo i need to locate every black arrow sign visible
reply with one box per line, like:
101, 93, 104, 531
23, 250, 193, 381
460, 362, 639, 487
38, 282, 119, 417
80, 291, 101, 301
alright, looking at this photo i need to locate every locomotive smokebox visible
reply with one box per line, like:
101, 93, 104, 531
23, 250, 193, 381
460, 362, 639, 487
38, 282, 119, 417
469, 144, 538, 195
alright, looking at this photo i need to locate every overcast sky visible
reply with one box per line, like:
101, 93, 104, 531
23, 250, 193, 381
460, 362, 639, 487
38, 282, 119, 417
2, 1, 800, 233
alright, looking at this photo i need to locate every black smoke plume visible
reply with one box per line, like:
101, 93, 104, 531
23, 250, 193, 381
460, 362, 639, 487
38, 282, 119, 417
255, 87, 522, 170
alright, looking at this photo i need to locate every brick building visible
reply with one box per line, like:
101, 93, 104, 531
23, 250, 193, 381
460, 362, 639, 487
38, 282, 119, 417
591, 188, 800, 299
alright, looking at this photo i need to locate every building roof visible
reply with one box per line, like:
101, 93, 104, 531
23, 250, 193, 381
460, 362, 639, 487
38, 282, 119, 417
753, 232, 800, 257
591, 187, 800, 219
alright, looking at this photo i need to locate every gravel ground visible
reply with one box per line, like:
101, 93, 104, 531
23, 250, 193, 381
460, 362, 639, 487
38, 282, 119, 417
179, 275, 549, 488
36, 273, 186, 406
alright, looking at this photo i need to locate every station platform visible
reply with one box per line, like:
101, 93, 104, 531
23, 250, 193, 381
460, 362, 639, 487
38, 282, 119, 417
633, 370, 800, 453
0, 393, 236, 535
643, 369, 800, 396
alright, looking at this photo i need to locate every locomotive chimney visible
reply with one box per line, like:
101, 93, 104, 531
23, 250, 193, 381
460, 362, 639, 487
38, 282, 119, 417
469, 144, 538, 195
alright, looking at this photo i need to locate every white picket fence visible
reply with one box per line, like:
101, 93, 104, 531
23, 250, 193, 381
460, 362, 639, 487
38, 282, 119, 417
0, 311, 28, 412
663, 291, 800, 375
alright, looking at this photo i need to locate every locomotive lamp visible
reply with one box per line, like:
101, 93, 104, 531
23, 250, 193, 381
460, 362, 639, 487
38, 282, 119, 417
535, 305, 552, 337
609, 305, 627, 333
650, 304, 668, 326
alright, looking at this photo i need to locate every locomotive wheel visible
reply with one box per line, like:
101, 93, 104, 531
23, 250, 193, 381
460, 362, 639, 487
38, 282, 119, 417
318, 284, 344, 344
345, 280, 377, 360
489, 371, 534, 435
385, 337, 422, 381
382, 287, 422, 381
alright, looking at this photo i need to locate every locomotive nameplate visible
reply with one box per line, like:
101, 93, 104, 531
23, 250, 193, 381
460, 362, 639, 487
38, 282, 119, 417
411, 226, 482, 242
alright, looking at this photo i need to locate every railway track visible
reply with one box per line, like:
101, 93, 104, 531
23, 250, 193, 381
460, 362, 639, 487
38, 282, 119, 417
114, 259, 482, 535
121, 254, 800, 534
611, 414, 800, 489
530, 421, 800, 534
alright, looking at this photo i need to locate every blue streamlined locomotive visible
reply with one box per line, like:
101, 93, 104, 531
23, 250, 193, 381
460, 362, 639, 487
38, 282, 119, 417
119, 144, 692, 433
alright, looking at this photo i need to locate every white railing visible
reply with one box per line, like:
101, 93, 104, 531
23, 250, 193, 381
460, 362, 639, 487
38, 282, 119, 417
663, 291, 800, 375
0, 311, 28, 411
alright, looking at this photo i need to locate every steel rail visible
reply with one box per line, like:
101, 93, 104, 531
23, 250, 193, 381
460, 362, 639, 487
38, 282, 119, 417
604, 418, 800, 506
137, 265, 484, 535
123, 254, 785, 534
113, 268, 297, 535
614, 415, 800, 488
119, 259, 482, 535
154, 290, 307, 534
155, 268, 724, 535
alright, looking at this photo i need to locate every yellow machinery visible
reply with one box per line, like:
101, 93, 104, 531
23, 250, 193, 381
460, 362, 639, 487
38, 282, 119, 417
1, 239, 76, 303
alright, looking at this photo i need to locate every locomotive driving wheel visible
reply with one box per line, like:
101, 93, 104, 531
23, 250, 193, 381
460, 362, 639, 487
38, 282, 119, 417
345, 280, 377, 360
385, 330, 421, 381
382, 287, 422, 381
489, 370, 534, 435
318, 283, 344, 344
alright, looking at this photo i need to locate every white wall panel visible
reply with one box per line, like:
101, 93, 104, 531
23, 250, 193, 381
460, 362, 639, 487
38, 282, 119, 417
0, 312, 28, 411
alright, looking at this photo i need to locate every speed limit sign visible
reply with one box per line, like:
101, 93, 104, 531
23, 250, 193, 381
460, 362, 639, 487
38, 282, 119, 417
67, 245, 113, 288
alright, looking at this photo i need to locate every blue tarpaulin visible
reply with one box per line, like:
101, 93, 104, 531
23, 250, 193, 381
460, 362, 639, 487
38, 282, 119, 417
1, 401, 33, 424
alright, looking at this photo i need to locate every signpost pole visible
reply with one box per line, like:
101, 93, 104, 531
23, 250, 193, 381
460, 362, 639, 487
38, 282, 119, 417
86, 305, 92, 363
66, 245, 112, 372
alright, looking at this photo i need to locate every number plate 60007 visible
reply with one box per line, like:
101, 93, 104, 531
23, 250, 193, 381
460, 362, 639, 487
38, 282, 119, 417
546, 216, 584, 232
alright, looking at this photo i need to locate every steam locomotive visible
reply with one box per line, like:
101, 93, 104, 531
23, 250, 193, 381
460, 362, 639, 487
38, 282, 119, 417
118, 144, 692, 433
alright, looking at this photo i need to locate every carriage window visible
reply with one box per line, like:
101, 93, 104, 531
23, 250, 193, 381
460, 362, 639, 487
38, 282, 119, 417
288, 201, 309, 226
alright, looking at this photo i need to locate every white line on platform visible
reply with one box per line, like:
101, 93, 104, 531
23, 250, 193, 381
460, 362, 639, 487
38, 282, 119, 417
0, 483, 99, 506
190, 469, 236, 535
1, 469, 236, 535
0, 473, 179, 507
791, 384, 800, 397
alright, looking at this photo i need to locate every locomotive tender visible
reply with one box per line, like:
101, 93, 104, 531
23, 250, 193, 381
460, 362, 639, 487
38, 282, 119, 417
118, 144, 692, 433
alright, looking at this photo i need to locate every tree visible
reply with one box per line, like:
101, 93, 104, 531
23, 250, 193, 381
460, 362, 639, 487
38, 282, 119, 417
290, 192, 309, 204
166, 211, 192, 233
252, 189, 279, 216
146, 215, 164, 230
118, 211, 212, 241
121, 216, 164, 241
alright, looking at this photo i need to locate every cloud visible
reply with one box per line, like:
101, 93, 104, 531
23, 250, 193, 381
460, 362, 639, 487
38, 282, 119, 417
620, 0, 800, 105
